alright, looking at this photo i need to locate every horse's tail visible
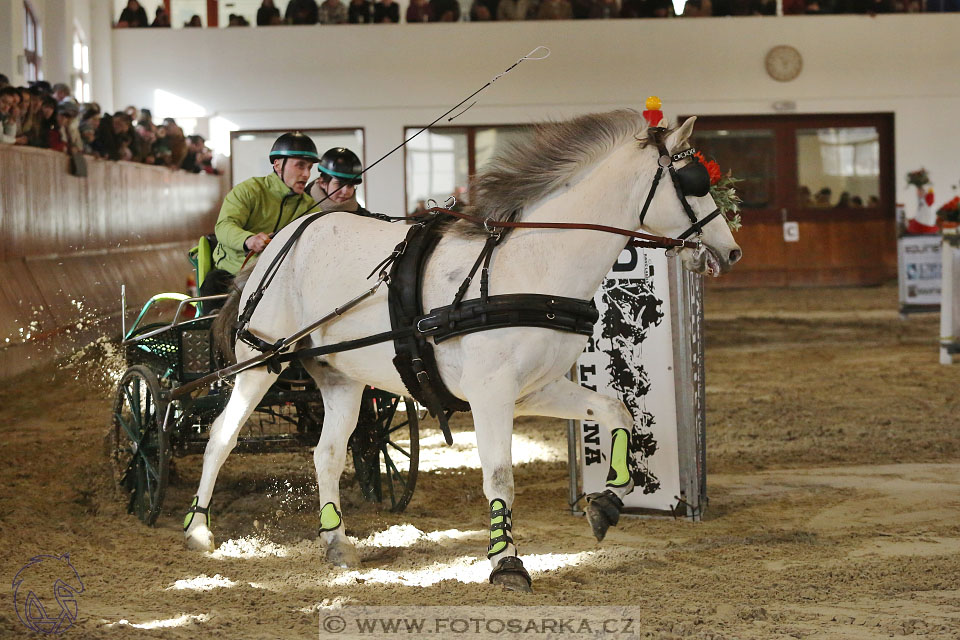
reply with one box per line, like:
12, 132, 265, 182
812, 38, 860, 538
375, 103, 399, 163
211, 267, 254, 366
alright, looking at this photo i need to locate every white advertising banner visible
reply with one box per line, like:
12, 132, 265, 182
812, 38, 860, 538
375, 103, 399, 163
898, 235, 942, 307
576, 246, 682, 512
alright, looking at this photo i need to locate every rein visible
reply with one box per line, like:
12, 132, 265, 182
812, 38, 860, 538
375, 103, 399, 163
421, 207, 698, 250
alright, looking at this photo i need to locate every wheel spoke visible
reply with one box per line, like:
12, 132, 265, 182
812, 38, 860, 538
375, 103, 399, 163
115, 413, 141, 448
386, 440, 411, 459
387, 419, 410, 435
383, 446, 397, 505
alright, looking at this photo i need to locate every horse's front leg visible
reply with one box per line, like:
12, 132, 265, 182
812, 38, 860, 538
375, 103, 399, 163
515, 377, 635, 542
304, 360, 365, 568
461, 368, 533, 593
184, 367, 279, 551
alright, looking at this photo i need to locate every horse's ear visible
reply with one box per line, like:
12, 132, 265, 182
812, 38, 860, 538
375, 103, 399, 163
666, 116, 697, 151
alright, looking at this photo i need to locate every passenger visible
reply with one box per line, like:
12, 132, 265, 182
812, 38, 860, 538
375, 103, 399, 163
307, 147, 383, 219
200, 132, 319, 302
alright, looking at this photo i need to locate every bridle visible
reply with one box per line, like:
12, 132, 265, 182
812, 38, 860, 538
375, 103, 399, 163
638, 126, 724, 241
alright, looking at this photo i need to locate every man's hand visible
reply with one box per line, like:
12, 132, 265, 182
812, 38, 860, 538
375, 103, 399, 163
243, 232, 272, 254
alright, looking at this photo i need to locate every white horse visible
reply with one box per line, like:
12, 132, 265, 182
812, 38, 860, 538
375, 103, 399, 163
183, 111, 741, 591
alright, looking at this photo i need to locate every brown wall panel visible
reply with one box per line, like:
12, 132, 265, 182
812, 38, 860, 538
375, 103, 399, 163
0, 146, 223, 378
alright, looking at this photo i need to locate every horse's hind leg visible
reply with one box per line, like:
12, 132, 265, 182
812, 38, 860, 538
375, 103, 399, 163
515, 377, 635, 542
302, 359, 364, 568
184, 367, 278, 551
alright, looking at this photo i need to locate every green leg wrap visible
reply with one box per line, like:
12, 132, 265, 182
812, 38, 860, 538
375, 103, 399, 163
183, 496, 211, 531
488, 499, 514, 558
319, 502, 343, 533
605, 428, 631, 488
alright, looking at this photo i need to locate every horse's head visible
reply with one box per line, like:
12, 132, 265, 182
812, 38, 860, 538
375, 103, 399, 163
637, 117, 742, 277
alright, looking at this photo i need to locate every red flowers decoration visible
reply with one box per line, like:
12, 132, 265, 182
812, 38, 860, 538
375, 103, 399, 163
695, 151, 722, 186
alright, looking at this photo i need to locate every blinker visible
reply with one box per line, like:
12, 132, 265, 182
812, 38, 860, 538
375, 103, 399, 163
676, 161, 711, 198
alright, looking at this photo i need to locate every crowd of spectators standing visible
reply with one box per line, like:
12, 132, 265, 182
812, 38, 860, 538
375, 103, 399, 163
115, 0, 957, 26
0, 74, 218, 174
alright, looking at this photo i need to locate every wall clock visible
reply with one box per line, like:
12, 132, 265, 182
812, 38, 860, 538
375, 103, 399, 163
765, 45, 803, 82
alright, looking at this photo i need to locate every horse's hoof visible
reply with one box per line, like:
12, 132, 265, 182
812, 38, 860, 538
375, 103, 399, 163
489, 556, 532, 593
184, 526, 215, 552
585, 490, 624, 542
326, 541, 360, 568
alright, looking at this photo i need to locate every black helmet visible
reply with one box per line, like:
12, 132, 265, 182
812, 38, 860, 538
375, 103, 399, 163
318, 147, 363, 185
269, 132, 319, 162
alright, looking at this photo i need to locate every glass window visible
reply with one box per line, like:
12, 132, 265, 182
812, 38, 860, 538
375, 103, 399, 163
405, 129, 468, 214
691, 129, 775, 210
796, 127, 880, 209
231, 129, 366, 205
474, 126, 530, 172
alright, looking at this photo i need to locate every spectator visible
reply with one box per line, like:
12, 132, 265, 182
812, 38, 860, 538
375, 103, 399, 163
497, 0, 533, 18
257, 0, 282, 24
683, 0, 712, 13
118, 0, 149, 27
48, 100, 79, 152
835, 191, 851, 208
850, 196, 864, 208
124, 105, 140, 122
181, 135, 206, 172
0, 86, 20, 144
93, 112, 125, 160
470, 1, 495, 18
31, 96, 57, 148
537, 0, 573, 18
407, 0, 436, 21
164, 118, 188, 168
286, 0, 320, 23
813, 187, 832, 207
184, 14, 203, 27
650, 0, 672, 14
52, 83, 71, 102
349, 0, 375, 22
152, 6, 171, 26
0, 73, 9, 89
20, 87, 43, 144
374, 0, 401, 22
228, 13, 251, 25
319, 0, 349, 22
589, 0, 620, 17
138, 107, 154, 129
152, 124, 173, 167
430, 0, 463, 19
925, 0, 960, 9
78, 121, 97, 154
620, 0, 654, 15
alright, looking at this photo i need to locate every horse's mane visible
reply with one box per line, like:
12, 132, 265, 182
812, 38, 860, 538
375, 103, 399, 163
460, 109, 651, 232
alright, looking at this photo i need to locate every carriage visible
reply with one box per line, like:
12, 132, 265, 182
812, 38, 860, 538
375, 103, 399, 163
106, 245, 421, 527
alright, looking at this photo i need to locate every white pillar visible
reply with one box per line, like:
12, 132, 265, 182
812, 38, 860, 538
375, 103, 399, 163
939, 231, 960, 365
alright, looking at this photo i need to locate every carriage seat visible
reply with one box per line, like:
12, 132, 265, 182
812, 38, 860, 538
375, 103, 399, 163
188, 233, 218, 289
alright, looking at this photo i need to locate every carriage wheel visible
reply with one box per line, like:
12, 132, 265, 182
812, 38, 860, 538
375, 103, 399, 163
108, 365, 170, 526
351, 392, 419, 513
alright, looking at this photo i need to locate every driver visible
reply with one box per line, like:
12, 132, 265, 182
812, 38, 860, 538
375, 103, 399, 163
201, 132, 319, 298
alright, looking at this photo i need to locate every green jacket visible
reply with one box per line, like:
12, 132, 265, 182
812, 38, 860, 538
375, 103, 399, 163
212, 172, 316, 274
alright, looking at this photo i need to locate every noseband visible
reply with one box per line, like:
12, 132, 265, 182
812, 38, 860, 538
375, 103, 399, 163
638, 127, 723, 241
